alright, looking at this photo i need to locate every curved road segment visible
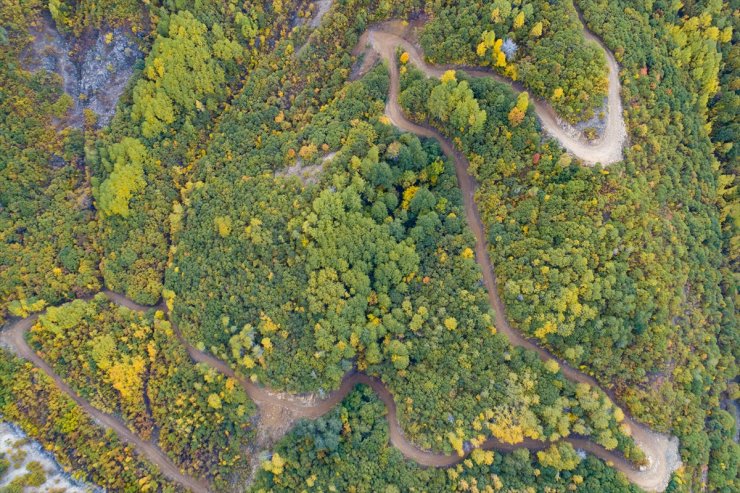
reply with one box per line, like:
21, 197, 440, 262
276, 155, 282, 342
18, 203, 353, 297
364, 24, 627, 166
0, 9, 679, 493
0, 313, 211, 493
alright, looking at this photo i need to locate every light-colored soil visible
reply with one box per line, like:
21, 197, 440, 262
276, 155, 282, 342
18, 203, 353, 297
274, 159, 323, 184
0, 421, 99, 492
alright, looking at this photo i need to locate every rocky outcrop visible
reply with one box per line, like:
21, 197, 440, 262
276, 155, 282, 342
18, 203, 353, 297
0, 421, 100, 492
24, 12, 142, 128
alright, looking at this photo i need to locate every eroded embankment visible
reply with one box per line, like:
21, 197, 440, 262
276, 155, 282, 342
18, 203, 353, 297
24, 12, 141, 127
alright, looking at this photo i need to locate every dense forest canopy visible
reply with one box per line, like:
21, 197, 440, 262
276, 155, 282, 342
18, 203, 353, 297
166, 61, 634, 458
400, 1, 739, 491
420, 0, 609, 122
0, 0, 736, 492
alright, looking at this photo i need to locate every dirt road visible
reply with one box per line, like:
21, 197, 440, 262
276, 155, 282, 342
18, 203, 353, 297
0, 9, 677, 492
362, 19, 626, 166
362, 22, 678, 492
2, 278, 679, 492
2, 282, 678, 490
0, 313, 211, 493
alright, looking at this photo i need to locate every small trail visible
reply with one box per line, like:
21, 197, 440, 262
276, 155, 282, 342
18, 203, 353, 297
0, 312, 211, 493
294, 0, 334, 58
309, 0, 333, 28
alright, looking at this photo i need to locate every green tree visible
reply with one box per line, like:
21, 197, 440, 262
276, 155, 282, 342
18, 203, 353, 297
94, 138, 148, 217
537, 442, 582, 471
131, 11, 227, 138
428, 71, 487, 133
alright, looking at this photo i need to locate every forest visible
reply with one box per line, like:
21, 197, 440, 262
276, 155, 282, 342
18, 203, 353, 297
0, 0, 737, 492
163, 0, 637, 461
399, 0, 739, 491
28, 296, 256, 489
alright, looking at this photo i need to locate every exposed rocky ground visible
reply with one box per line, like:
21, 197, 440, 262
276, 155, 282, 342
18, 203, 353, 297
24, 13, 142, 128
274, 152, 336, 184
0, 421, 100, 492
558, 99, 609, 141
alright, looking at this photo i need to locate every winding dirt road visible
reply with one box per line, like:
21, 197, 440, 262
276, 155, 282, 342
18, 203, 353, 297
360, 15, 626, 166
0, 311, 211, 493
0, 9, 676, 493
360, 17, 677, 492
2, 287, 678, 491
